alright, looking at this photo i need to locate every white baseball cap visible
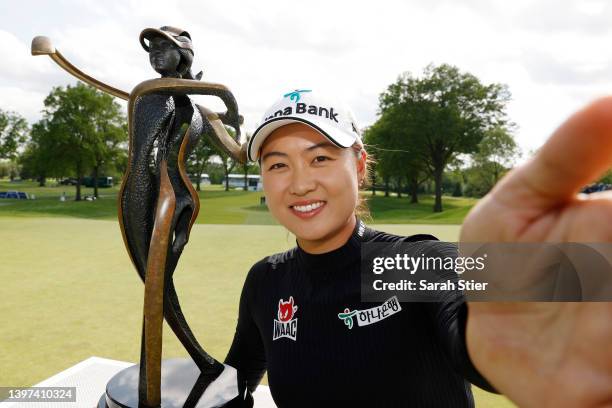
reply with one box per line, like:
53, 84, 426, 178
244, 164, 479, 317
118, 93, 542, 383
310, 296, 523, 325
247, 89, 362, 162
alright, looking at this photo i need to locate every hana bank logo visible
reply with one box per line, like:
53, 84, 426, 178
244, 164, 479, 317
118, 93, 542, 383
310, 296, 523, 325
283, 89, 311, 102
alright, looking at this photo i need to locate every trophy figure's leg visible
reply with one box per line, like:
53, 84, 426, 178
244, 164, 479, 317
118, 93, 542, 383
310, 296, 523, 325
139, 157, 176, 407
160, 101, 225, 376
164, 281, 224, 373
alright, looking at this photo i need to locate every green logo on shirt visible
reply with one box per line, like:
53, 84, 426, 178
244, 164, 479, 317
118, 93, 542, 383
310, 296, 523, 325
338, 296, 402, 330
338, 309, 358, 329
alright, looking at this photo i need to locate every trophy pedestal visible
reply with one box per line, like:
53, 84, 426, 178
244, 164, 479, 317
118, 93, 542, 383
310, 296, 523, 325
99, 358, 212, 408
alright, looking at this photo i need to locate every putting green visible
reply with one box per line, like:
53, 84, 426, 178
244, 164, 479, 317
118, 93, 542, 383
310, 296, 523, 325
0, 218, 513, 407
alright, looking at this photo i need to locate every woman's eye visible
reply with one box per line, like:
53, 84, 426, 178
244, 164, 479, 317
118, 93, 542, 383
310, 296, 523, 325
313, 155, 331, 163
268, 163, 286, 170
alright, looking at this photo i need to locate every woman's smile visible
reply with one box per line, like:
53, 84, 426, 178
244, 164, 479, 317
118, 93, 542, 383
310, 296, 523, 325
289, 199, 327, 219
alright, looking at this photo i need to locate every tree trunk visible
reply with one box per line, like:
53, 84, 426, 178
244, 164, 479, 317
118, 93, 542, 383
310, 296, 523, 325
384, 177, 390, 197
396, 178, 402, 199
224, 167, 230, 191
38, 175, 46, 187
243, 166, 248, 191
76, 177, 82, 201
433, 167, 443, 212
408, 175, 419, 204
196, 161, 202, 192
411, 188, 418, 204
75, 163, 82, 201
93, 165, 99, 199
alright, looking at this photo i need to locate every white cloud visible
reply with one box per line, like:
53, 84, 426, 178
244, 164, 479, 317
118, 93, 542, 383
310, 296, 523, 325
1, 0, 612, 161
0, 86, 47, 122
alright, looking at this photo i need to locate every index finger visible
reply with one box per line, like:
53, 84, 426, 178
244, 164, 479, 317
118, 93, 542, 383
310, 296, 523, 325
500, 97, 612, 206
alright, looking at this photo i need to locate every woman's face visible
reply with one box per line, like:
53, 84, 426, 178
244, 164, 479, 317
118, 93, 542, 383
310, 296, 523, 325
148, 37, 181, 77
260, 123, 366, 250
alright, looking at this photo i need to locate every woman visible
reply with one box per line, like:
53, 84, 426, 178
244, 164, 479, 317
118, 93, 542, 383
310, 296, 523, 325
221, 90, 496, 407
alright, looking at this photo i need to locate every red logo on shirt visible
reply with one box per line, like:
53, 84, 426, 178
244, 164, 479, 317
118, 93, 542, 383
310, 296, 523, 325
274, 296, 299, 341
278, 296, 298, 322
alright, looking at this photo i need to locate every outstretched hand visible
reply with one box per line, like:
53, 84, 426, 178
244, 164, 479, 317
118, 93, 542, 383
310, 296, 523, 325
459, 98, 612, 407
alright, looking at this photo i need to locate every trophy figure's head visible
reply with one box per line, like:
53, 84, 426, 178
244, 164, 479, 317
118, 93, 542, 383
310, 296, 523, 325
139, 26, 202, 80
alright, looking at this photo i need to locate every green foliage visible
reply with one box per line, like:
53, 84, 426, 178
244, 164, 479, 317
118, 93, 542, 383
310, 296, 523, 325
209, 126, 238, 191
0, 110, 28, 160
188, 132, 216, 191
21, 82, 126, 198
20, 119, 69, 184
377, 63, 512, 212
205, 162, 227, 184
365, 107, 429, 203
461, 125, 520, 197
238, 133, 260, 190
0, 159, 20, 180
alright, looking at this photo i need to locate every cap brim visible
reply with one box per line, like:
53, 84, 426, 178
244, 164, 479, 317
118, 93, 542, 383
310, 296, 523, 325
139, 28, 192, 53
248, 116, 357, 162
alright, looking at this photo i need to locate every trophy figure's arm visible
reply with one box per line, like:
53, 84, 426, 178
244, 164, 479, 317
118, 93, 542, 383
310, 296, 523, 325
31, 36, 129, 100
31, 35, 245, 151
129, 78, 248, 164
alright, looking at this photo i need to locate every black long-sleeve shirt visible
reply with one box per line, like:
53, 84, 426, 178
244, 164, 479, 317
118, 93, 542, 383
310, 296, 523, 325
224, 216, 497, 407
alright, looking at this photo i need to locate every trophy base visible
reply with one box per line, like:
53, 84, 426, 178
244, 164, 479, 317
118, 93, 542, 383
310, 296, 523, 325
98, 357, 210, 408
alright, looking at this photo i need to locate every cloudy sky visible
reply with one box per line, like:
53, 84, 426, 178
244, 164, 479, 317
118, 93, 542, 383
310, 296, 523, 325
2, 0, 611, 160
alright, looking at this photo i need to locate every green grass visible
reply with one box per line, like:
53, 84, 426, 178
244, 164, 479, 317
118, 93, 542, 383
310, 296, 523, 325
0, 218, 513, 407
367, 193, 477, 224
0, 179, 478, 225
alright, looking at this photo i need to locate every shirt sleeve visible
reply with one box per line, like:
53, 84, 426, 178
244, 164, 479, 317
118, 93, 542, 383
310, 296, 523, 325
417, 239, 499, 394
224, 259, 268, 393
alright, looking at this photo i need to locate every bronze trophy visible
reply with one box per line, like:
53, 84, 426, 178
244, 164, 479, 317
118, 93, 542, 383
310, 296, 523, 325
32, 26, 249, 407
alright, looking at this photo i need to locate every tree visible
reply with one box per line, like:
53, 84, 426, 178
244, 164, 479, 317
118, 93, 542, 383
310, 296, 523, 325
209, 126, 238, 191
0, 110, 28, 161
187, 134, 215, 191
89, 99, 127, 198
36, 82, 126, 200
473, 125, 521, 185
462, 125, 520, 197
365, 98, 429, 204
379, 64, 512, 212
220, 153, 236, 191
18, 119, 65, 186
241, 133, 253, 191
364, 122, 401, 198
0, 159, 20, 181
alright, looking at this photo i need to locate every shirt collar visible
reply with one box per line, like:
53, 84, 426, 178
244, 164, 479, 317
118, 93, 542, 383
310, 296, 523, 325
295, 215, 367, 275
